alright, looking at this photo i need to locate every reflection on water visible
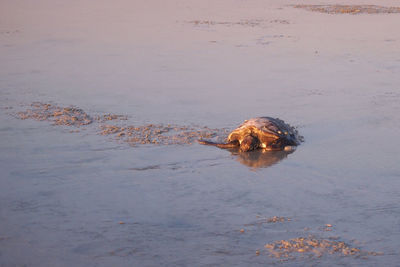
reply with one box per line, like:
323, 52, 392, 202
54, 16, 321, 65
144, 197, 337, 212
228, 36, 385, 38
228, 148, 294, 169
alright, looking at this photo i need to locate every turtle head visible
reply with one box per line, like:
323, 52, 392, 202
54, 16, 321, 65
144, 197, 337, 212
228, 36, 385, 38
240, 135, 259, 152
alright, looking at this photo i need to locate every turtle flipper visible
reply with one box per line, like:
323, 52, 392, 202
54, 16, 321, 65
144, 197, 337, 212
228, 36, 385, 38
198, 140, 239, 149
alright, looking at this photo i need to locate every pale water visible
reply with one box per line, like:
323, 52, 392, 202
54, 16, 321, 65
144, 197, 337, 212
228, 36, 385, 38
1, 0, 400, 266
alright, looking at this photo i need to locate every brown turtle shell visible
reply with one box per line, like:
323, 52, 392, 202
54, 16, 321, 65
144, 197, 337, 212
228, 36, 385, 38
227, 117, 300, 150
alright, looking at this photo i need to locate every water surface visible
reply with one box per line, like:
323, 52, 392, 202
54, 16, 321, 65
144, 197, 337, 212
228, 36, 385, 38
1, 0, 400, 266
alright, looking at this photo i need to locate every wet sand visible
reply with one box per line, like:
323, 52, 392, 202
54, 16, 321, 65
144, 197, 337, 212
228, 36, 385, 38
1, 0, 400, 266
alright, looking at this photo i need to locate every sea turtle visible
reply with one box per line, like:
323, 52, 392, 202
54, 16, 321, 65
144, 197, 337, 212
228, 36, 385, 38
198, 117, 301, 152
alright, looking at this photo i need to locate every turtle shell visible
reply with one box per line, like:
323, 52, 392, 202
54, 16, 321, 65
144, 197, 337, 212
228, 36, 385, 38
227, 117, 300, 150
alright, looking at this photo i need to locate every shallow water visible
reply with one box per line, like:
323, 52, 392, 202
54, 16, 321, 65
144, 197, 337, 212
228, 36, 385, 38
1, 0, 400, 266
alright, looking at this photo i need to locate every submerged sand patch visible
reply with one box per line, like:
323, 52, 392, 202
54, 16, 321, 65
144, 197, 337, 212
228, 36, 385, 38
16, 102, 229, 146
100, 123, 225, 146
294, 5, 400, 14
187, 19, 264, 27
186, 19, 290, 28
264, 235, 383, 259
17, 102, 93, 126
244, 216, 291, 226
240, 216, 383, 261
